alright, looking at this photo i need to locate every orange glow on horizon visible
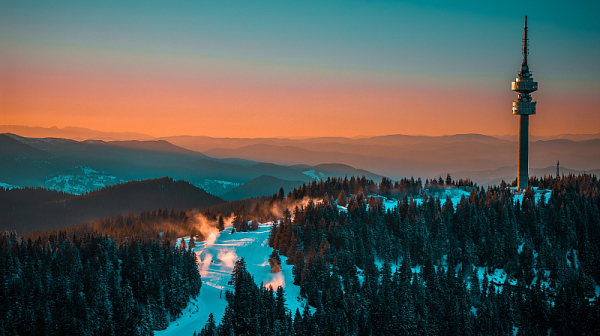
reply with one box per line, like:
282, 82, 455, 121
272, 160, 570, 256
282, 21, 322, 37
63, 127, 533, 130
2, 54, 599, 139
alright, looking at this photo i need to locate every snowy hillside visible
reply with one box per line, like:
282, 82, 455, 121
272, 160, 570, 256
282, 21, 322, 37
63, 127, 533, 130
156, 223, 303, 336
157, 187, 554, 335
0, 182, 19, 190
44, 166, 125, 195
158, 191, 456, 335
193, 179, 241, 196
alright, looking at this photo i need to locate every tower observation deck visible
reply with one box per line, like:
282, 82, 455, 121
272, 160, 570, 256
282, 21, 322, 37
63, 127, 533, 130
512, 16, 538, 190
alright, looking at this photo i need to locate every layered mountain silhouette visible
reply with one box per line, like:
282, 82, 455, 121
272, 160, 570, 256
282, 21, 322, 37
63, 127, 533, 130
2, 127, 599, 193
221, 175, 306, 201
0, 125, 155, 141
0, 133, 382, 198
195, 136, 600, 180
0, 177, 225, 234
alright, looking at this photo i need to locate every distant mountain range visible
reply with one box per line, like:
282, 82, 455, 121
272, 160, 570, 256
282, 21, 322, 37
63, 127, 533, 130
3, 125, 599, 146
494, 133, 600, 142
186, 135, 600, 180
0, 125, 155, 141
0, 133, 382, 199
221, 175, 306, 201
2, 125, 599, 191
448, 165, 600, 187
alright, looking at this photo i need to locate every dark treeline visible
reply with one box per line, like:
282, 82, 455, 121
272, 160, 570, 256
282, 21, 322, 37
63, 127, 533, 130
209, 176, 426, 233
0, 231, 201, 336
204, 174, 600, 335
25, 207, 210, 243
284, 176, 425, 200
40, 175, 465, 240
229, 175, 469, 224
0, 177, 225, 234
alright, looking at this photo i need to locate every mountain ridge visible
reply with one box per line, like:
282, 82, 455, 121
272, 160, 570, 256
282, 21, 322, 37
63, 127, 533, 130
221, 175, 306, 201
0, 177, 225, 234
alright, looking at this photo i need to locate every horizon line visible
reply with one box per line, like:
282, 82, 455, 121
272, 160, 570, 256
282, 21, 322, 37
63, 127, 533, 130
2, 124, 600, 140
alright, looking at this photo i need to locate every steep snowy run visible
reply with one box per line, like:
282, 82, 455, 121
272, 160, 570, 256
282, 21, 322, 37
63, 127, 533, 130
156, 223, 303, 336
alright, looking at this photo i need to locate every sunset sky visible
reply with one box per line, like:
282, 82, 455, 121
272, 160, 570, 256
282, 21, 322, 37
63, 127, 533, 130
1, 0, 599, 138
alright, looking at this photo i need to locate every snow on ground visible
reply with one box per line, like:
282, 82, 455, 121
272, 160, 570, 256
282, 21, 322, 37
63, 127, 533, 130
372, 188, 471, 210
0, 182, 19, 190
302, 170, 325, 180
377, 186, 550, 210
438, 188, 470, 207
158, 187, 555, 335
302, 170, 319, 180
511, 187, 552, 204
156, 223, 304, 336
474, 267, 510, 292
193, 179, 241, 196
78, 166, 99, 174
339, 186, 549, 214
382, 198, 398, 210
45, 174, 124, 195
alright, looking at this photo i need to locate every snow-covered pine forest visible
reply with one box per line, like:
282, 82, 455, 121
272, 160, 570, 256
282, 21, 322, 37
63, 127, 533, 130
1, 174, 599, 335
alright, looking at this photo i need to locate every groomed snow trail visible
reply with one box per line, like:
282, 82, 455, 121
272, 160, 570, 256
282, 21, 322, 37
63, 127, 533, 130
155, 223, 303, 336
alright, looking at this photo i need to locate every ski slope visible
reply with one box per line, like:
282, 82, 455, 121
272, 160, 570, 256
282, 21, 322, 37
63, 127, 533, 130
156, 187, 552, 335
156, 223, 303, 336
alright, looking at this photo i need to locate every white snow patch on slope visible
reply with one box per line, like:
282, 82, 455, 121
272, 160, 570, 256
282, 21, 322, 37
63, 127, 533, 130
511, 188, 552, 205
0, 182, 19, 190
303, 170, 319, 180
374, 189, 471, 209
383, 198, 398, 210
302, 170, 326, 180
373, 187, 550, 209
475, 267, 510, 292
78, 166, 99, 174
193, 179, 241, 196
156, 223, 304, 336
45, 174, 124, 195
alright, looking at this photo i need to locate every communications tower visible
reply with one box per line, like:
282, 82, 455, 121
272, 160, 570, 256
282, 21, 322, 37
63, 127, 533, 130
512, 16, 538, 190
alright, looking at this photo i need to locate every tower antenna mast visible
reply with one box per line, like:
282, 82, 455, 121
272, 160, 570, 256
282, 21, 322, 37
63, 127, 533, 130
522, 16, 528, 67
511, 16, 538, 190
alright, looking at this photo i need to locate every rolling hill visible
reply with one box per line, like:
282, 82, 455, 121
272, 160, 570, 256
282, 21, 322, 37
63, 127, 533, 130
1, 134, 383, 196
221, 175, 306, 201
0, 177, 225, 234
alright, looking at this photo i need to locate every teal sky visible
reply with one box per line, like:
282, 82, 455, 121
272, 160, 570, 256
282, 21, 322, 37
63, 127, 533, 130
1, 0, 599, 137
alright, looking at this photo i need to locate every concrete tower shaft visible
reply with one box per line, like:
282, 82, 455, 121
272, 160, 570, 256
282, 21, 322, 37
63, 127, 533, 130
518, 115, 529, 190
512, 16, 538, 190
